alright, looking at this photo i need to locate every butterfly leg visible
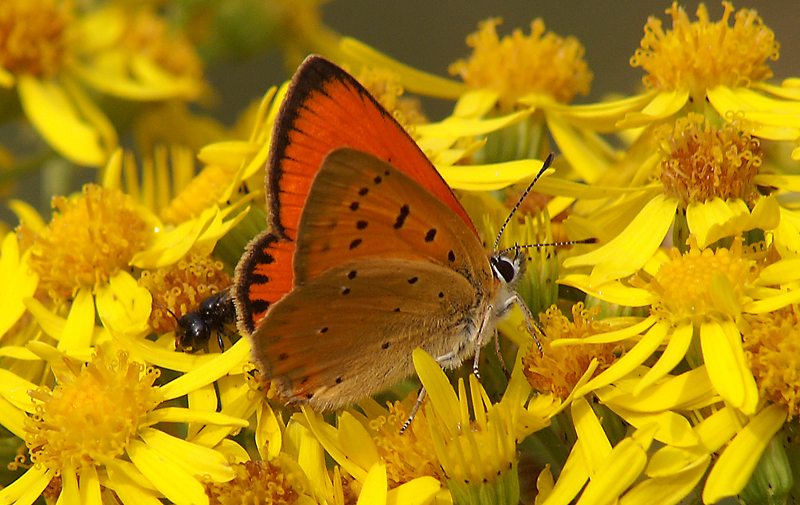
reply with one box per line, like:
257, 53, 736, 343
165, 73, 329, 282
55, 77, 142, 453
400, 386, 427, 434
494, 330, 511, 380
216, 330, 226, 352
512, 293, 544, 354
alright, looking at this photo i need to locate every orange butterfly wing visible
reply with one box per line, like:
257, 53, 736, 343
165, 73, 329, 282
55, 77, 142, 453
235, 56, 476, 335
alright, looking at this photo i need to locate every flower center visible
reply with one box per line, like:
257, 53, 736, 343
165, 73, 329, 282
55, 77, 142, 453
744, 305, 800, 419
368, 398, 444, 487
205, 460, 300, 505
649, 239, 758, 323
21, 184, 151, 300
0, 0, 72, 78
122, 8, 203, 80
630, 2, 778, 99
523, 303, 618, 399
140, 250, 232, 334
654, 113, 761, 206
449, 18, 592, 111
25, 349, 160, 470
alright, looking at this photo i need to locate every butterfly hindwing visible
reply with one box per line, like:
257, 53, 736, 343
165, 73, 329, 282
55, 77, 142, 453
293, 148, 491, 286
251, 258, 485, 410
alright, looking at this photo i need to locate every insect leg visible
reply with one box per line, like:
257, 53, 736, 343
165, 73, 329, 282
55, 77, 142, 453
512, 293, 544, 355
400, 386, 426, 434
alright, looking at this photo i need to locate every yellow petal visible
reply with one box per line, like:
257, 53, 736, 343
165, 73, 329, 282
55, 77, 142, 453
338, 411, 381, 472
415, 108, 532, 139
438, 159, 549, 191
138, 427, 236, 483
145, 407, 248, 429
596, 366, 715, 413
256, 402, 283, 460
708, 86, 800, 140
7, 199, 46, 232
106, 459, 163, 505
0, 233, 39, 338
546, 112, 610, 183
634, 322, 693, 394
558, 275, 655, 307
357, 463, 388, 505
57, 287, 96, 351
0, 368, 38, 413
520, 91, 658, 133
553, 315, 657, 346
126, 438, 210, 505
0, 465, 52, 505
72, 61, 199, 101
572, 397, 611, 475
616, 90, 689, 129
452, 89, 501, 118
339, 37, 467, 99
157, 337, 250, 400
79, 463, 103, 505
540, 441, 589, 505
743, 287, 800, 314
703, 404, 787, 504
688, 196, 780, 248
0, 394, 29, 439
700, 320, 758, 414
17, 75, 107, 166
387, 477, 441, 505
574, 321, 666, 397
413, 348, 460, 431
576, 425, 656, 505
620, 456, 708, 505
95, 270, 153, 338
564, 195, 678, 285
774, 207, 800, 257
303, 406, 368, 482
605, 405, 697, 447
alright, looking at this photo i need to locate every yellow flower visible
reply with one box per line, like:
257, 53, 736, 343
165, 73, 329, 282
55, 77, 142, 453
0, 0, 206, 166
0, 345, 248, 505
561, 238, 800, 415
522, 303, 621, 401
449, 18, 592, 112
413, 349, 551, 505
564, 113, 792, 285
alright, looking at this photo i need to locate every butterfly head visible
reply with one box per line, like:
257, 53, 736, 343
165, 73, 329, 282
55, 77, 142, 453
489, 246, 526, 297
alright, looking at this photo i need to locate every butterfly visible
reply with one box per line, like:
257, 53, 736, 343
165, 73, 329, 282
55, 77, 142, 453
233, 56, 554, 412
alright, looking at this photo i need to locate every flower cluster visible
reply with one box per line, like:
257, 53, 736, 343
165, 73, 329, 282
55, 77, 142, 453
1, 2, 800, 505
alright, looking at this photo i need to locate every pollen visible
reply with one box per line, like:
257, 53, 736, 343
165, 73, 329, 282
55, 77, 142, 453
523, 303, 619, 400
744, 304, 800, 420
25, 348, 161, 470
449, 18, 592, 111
206, 460, 300, 505
368, 398, 444, 487
20, 184, 150, 300
357, 66, 428, 133
654, 113, 761, 206
647, 239, 759, 324
0, 0, 72, 79
122, 8, 203, 80
139, 251, 232, 333
630, 2, 779, 99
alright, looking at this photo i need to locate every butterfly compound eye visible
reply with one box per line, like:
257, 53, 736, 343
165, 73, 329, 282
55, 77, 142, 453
490, 256, 516, 284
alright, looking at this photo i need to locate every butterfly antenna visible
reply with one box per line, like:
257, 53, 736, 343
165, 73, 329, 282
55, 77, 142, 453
498, 238, 598, 256
493, 153, 555, 251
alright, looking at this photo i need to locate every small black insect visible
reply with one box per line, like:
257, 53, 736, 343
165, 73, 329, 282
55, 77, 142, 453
170, 288, 237, 353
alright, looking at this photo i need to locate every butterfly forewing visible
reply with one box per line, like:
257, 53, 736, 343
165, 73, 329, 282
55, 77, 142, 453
293, 148, 490, 285
235, 56, 477, 335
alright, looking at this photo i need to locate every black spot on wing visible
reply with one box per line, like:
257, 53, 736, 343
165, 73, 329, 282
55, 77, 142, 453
425, 228, 437, 242
394, 205, 410, 229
